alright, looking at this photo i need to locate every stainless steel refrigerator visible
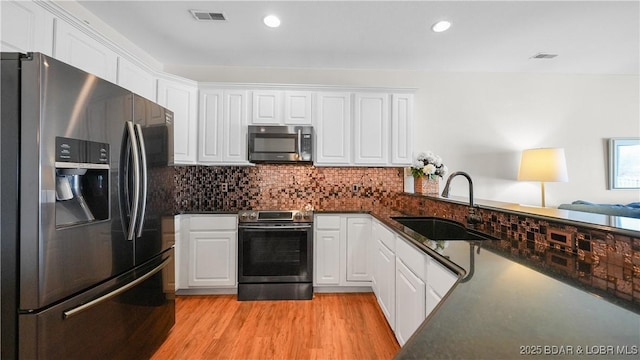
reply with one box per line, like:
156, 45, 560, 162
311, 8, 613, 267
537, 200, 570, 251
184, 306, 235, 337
1, 52, 175, 359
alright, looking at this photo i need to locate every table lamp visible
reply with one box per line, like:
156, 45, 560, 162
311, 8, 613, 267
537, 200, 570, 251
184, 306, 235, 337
517, 148, 568, 207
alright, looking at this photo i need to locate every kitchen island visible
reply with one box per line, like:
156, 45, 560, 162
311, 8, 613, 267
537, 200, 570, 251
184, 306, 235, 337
369, 210, 640, 359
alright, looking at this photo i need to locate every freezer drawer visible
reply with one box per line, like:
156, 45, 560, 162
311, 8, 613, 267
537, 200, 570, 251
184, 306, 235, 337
19, 249, 175, 360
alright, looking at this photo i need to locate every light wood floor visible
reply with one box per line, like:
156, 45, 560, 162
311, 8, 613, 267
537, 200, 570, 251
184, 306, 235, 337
152, 293, 400, 360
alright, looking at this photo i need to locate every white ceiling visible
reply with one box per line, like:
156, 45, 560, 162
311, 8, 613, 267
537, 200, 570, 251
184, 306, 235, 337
76, 1, 640, 74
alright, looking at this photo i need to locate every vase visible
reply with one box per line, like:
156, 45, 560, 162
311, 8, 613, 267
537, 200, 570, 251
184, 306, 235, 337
414, 176, 439, 195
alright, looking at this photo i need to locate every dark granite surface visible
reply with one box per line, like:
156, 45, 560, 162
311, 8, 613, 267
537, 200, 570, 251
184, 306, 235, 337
424, 194, 640, 236
367, 210, 640, 360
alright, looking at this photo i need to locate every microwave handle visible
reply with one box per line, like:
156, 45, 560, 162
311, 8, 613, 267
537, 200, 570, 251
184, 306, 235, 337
297, 128, 302, 160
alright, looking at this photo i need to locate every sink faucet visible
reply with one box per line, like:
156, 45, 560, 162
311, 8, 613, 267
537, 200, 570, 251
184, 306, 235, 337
441, 171, 483, 226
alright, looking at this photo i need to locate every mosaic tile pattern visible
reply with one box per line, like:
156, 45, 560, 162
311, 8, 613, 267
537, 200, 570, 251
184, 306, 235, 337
173, 166, 640, 309
394, 193, 640, 309
174, 165, 403, 212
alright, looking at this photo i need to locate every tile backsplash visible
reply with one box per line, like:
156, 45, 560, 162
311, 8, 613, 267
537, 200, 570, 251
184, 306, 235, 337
174, 166, 640, 309
394, 193, 640, 309
174, 165, 404, 212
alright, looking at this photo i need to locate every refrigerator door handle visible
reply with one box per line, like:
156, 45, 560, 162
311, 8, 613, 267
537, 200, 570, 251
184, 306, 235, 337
135, 123, 148, 238
125, 121, 141, 241
62, 256, 171, 319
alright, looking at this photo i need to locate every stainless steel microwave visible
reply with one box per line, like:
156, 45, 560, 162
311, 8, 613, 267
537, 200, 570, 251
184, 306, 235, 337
248, 125, 313, 163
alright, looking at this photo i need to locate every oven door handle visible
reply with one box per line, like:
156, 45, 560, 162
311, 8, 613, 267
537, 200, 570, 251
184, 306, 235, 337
239, 224, 312, 230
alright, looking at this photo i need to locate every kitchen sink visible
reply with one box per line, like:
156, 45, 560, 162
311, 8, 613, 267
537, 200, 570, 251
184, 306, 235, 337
391, 216, 495, 241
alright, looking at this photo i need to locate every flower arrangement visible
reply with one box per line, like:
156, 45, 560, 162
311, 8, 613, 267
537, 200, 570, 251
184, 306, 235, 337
411, 151, 448, 180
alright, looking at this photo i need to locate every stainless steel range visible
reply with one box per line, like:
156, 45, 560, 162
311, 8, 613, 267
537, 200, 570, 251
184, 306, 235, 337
237, 210, 313, 301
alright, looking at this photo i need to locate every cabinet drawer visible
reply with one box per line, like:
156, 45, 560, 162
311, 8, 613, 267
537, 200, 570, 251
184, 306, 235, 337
315, 215, 342, 230
427, 257, 458, 297
189, 215, 237, 231
395, 237, 425, 280
373, 220, 395, 252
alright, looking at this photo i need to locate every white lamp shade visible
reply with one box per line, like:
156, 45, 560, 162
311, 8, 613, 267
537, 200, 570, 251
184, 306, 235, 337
518, 148, 569, 182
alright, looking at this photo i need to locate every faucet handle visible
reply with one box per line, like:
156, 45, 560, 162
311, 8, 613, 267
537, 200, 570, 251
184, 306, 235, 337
467, 207, 482, 225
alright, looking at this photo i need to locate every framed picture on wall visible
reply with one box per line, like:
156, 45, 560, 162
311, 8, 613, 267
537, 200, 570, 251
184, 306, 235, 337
608, 138, 640, 189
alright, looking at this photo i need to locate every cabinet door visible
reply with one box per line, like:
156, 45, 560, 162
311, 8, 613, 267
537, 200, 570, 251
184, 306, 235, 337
251, 90, 281, 124
54, 20, 118, 83
1, 0, 54, 55
373, 238, 396, 330
353, 93, 389, 165
391, 93, 413, 165
157, 78, 198, 164
314, 230, 341, 285
117, 57, 156, 101
223, 90, 249, 163
315, 92, 351, 165
284, 91, 312, 125
346, 217, 372, 282
426, 256, 458, 316
198, 89, 224, 163
188, 231, 237, 287
395, 258, 426, 346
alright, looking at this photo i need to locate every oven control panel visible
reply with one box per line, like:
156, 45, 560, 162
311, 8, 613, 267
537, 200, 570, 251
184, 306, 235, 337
238, 210, 313, 223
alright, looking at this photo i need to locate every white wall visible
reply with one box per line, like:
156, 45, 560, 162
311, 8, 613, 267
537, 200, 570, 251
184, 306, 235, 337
166, 65, 640, 207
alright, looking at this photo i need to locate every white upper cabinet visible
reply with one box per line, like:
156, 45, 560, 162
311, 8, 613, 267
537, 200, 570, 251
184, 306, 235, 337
284, 91, 313, 125
353, 93, 390, 165
198, 89, 224, 163
1, 1, 54, 55
117, 57, 156, 101
250, 90, 313, 125
391, 93, 414, 166
315, 92, 352, 165
54, 20, 118, 83
251, 90, 282, 124
223, 90, 249, 163
198, 88, 249, 165
157, 77, 198, 165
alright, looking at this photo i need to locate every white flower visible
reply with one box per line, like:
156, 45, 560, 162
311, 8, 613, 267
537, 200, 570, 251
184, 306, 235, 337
412, 160, 424, 168
440, 165, 448, 176
416, 152, 427, 161
424, 163, 436, 175
434, 156, 442, 167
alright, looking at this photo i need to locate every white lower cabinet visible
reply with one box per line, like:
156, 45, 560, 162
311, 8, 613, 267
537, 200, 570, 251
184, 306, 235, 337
426, 256, 458, 316
371, 219, 396, 329
370, 218, 458, 346
314, 214, 371, 289
373, 236, 396, 329
315, 228, 341, 285
346, 217, 372, 282
395, 258, 426, 346
177, 214, 237, 290
394, 237, 427, 346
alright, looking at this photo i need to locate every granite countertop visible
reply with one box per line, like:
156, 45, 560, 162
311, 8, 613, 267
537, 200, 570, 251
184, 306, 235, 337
366, 210, 640, 359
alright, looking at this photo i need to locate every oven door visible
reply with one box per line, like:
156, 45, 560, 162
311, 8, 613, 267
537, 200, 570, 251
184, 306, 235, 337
238, 223, 313, 283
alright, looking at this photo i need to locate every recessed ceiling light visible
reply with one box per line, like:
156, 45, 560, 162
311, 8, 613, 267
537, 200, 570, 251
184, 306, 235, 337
431, 20, 451, 33
263, 15, 281, 28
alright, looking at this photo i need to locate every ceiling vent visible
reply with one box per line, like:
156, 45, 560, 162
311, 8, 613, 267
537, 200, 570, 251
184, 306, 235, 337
531, 53, 558, 59
190, 10, 226, 21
